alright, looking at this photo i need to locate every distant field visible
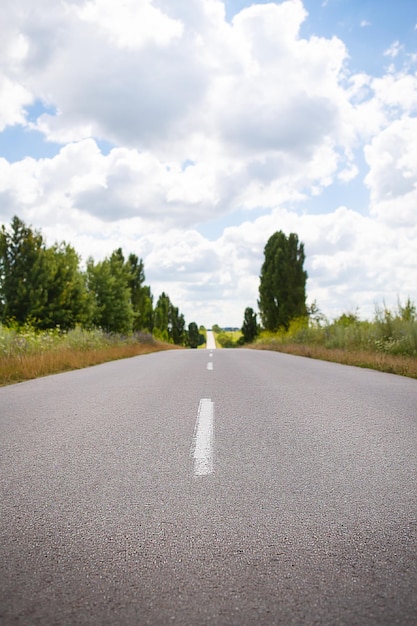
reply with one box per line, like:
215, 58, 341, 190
213, 329, 242, 348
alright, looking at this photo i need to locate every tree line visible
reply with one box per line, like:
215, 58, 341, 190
0, 216, 201, 346
1, 217, 308, 347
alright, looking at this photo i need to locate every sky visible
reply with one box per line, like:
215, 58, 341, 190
1, 0, 416, 328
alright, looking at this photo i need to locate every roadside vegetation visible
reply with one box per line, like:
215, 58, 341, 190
0, 325, 176, 385
242, 300, 417, 379
0, 216, 200, 347
229, 229, 417, 379
0, 215, 202, 385
2, 218, 416, 382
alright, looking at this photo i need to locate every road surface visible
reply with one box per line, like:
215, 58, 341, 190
1, 348, 416, 625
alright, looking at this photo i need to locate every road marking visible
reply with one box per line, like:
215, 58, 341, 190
192, 399, 214, 476
207, 362, 213, 370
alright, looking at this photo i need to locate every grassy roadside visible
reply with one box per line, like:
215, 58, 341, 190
0, 326, 178, 386
212, 304, 417, 379
250, 341, 417, 379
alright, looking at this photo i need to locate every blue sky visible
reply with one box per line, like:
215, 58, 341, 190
0, 0, 416, 327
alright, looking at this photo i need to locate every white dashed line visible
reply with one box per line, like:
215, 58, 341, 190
192, 399, 214, 476
207, 362, 213, 370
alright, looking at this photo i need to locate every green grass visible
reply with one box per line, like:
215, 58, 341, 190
213, 329, 242, 348
0, 325, 177, 385
251, 302, 417, 379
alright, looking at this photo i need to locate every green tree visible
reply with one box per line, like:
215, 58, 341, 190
0, 216, 45, 324
31, 243, 91, 330
169, 304, 186, 345
0, 216, 90, 329
153, 292, 171, 341
153, 292, 188, 345
87, 249, 134, 334
188, 321, 201, 348
126, 253, 153, 331
258, 231, 307, 331
241, 307, 258, 343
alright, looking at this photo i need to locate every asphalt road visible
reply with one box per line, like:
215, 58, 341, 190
1, 348, 416, 625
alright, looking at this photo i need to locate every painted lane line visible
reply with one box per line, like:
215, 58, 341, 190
207, 362, 213, 370
192, 399, 214, 476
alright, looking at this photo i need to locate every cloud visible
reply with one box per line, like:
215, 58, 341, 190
77, 0, 184, 50
384, 41, 403, 58
364, 116, 417, 227
0, 0, 416, 326
0, 77, 32, 131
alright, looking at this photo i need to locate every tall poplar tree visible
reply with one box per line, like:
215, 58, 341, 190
258, 231, 307, 331
126, 253, 153, 331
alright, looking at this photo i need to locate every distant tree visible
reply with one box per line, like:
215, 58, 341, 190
169, 304, 186, 345
241, 307, 258, 343
86, 249, 134, 334
153, 292, 171, 342
153, 292, 188, 345
136, 285, 154, 331
126, 253, 153, 331
258, 231, 307, 331
188, 322, 203, 348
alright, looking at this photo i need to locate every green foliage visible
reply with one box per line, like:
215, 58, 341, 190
126, 253, 153, 331
32, 243, 92, 330
170, 305, 186, 346
0, 323, 157, 360
86, 249, 134, 335
258, 231, 307, 331
188, 322, 205, 348
0, 216, 46, 324
372, 300, 417, 356
215, 329, 242, 348
153, 292, 171, 342
255, 300, 417, 358
153, 292, 187, 345
241, 307, 259, 343
0, 216, 90, 330
0, 323, 61, 357
0, 216, 195, 341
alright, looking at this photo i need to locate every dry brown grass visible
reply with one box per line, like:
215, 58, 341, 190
252, 342, 417, 379
0, 342, 177, 386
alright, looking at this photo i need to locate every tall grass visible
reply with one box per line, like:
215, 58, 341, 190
0, 325, 174, 385
253, 300, 417, 379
